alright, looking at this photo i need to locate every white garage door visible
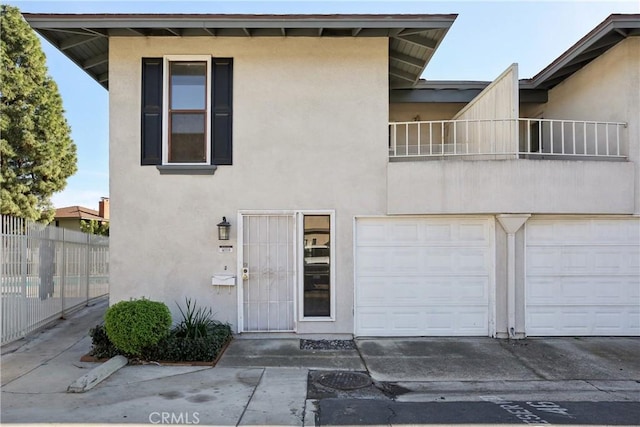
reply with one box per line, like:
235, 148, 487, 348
526, 218, 640, 336
355, 217, 494, 337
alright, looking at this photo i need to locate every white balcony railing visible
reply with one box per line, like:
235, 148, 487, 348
389, 118, 628, 160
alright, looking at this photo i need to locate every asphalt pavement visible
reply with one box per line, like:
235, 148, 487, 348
1, 300, 639, 425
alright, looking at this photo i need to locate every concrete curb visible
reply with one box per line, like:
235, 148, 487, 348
67, 355, 128, 393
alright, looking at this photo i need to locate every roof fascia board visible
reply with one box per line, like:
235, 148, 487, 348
24, 14, 457, 31
529, 14, 640, 87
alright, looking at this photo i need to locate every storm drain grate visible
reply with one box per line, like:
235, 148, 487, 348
318, 371, 371, 390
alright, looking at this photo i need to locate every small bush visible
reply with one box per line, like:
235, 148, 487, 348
104, 298, 172, 356
89, 325, 123, 359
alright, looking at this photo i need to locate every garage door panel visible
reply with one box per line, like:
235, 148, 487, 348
528, 219, 640, 245
528, 276, 636, 305
357, 218, 491, 246
358, 248, 490, 276
355, 217, 493, 337
357, 306, 487, 336
528, 306, 639, 336
529, 247, 639, 276
526, 218, 640, 336
357, 276, 488, 306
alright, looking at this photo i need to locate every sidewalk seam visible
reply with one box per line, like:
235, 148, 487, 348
354, 339, 371, 375
236, 367, 265, 426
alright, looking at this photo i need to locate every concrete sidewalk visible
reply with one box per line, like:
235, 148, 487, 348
2, 301, 639, 425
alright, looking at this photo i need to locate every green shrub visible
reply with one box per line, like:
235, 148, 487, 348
104, 298, 172, 356
174, 298, 216, 339
141, 323, 232, 362
88, 324, 123, 359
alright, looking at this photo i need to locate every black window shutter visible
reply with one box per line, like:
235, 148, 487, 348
211, 58, 233, 165
141, 58, 163, 165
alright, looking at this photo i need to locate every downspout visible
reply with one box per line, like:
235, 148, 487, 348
497, 214, 530, 339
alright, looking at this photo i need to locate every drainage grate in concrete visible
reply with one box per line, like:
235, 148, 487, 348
318, 371, 371, 390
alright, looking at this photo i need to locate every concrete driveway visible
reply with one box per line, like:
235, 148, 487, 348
2, 301, 639, 425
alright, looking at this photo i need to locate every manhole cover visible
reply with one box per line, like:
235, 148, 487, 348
318, 371, 371, 390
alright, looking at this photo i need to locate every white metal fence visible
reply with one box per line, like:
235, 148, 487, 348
389, 118, 627, 159
1, 215, 109, 345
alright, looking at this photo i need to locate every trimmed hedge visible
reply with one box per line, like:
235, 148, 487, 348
104, 298, 172, 356
90, 298, 233, 363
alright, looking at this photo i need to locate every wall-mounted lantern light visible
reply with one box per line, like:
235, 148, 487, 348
217, 217, 231, 240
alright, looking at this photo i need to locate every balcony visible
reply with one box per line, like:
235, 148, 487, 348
389, 118, 628, 160
387, 118, 634, 215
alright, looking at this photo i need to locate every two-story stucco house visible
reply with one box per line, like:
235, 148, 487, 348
26, 12, 640, 338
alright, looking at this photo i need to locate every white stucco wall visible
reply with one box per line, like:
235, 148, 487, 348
388, 159, 635, 215
109, 36, 388, 334
523, 37, 640, 213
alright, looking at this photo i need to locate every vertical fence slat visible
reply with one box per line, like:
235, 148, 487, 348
1, 215, 109, 345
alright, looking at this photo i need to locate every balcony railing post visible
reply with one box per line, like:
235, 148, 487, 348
561, 121, 565, 155
405, 123, 409, 156
538, 120, 543, 153
606, 123, 609, 156
453, 122, 457, 154
417, 122, 421, 156
429, 122, 433, 155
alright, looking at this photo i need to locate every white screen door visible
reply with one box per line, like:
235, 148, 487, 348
241, 214, 296, 332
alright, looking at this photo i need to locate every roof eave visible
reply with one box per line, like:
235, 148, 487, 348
529, 14, 640, 89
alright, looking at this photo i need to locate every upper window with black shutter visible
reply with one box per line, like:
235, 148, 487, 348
165, 58, 210, 164
141, 55, 233, 170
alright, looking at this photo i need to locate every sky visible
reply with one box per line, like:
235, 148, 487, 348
6, 0, 640, 210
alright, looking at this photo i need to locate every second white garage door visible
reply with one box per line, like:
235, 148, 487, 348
355, 217, 494, 337
526, 217, 640, 336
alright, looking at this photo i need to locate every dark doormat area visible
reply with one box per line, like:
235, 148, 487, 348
307, 370, 409, 400
300, 339, 356, 350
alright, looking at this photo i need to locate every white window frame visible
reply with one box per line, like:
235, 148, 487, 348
297, 210, 336, 322
162, 55, 212, 165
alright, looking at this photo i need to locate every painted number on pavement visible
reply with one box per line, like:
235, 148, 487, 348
481, 396, 574, 424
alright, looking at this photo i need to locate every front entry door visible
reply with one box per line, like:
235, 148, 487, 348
240, 214, 296, 332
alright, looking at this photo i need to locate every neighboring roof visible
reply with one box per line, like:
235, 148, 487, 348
22, 13, 457, 89
524, 14, 640, 90
55, 206, 105, 221
390, 80, 548, 103
391, 14, 640, 103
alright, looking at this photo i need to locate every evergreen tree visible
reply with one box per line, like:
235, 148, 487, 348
80, 219, 109, 236
1, 5, 77, 223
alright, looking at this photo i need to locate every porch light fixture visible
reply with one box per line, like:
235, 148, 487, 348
217, 217, 231, 240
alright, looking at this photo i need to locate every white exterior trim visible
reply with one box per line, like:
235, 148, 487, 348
162, 55, 212, 165
297, 210, 336, 322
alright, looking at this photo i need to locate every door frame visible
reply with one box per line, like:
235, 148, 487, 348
237, 210, 297, 333
296, 210, 336, 323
